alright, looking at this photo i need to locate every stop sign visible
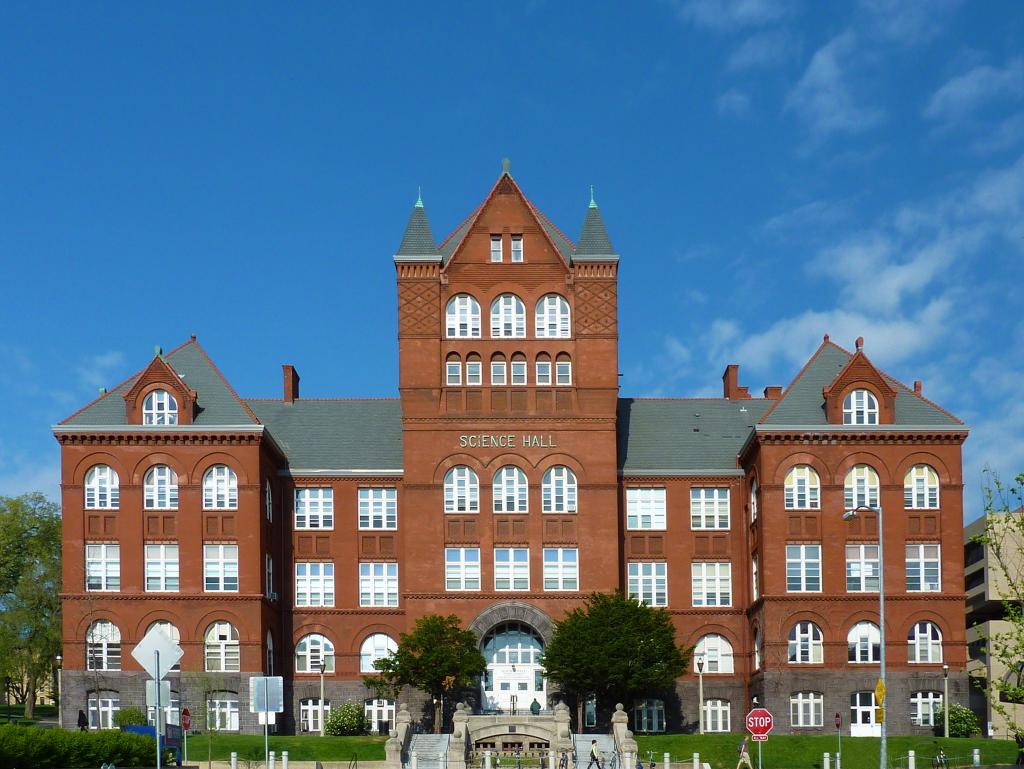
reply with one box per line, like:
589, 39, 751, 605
835, 712, 841, 729
746, 708, 774, 738
181, 708, 191, 730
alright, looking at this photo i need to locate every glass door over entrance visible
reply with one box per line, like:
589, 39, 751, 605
481, 622, 546, 713
850, 691, 881, 737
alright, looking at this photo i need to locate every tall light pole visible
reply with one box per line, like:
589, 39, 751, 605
319, 658, 327, 736
696, 654, 705, 735
843, 503, 886, 769
943, 664, 949, 738
55, 655, 63, 729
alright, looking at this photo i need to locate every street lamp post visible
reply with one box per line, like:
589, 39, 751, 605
843, 503, 886, 769
696, 654, 705, 735
55, 655, 63, 729
943, 664, 949, 738
319, 658, 327, 736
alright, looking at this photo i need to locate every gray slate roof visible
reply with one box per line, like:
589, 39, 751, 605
617, 398, 773, 473
395, 204, 439, 258
62, 341, 257, 426
246, 399, 403, 470
760, 343, 961, 426
575, 205, 617, 258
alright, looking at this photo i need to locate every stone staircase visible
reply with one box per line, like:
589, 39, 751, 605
578, 734, 618, 767
410, 733, 452, 769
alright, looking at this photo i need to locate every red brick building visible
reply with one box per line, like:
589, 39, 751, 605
56, 170, 968, 736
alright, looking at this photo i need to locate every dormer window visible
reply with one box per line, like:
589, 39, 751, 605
511, 234, 523, 263
843, 389, 878, 425
143, 390, 178, 425
490, 235, 503, 263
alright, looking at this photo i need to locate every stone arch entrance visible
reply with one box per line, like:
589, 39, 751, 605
470, 603, 553, 713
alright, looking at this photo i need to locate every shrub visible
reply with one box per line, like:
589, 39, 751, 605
114, 705, 148, 727
325, 701, 366, 735
935, 703, 981, 737
0, 724, 158, 769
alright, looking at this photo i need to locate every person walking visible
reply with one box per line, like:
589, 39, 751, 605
587, 740, 601, 769
736, 735, 753, 769
1014, 731, 1023, 766
76, 709, 88, 731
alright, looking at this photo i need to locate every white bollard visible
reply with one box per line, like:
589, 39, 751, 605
693, 752, 700, 769
837, 753, 841, 769
824, 753, 830, 769
909, 750, 916, 769
973, 749, 980, 766
230, 752, 238, 769
412, 749, 419, 769
625, 752, 633, 769
282, 750, 289, 769
550, 748, 556, 769
269, 750, 276, 769
664, 752, 671, 769
485, 750, 492, 769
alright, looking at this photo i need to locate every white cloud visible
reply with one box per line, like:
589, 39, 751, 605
858, 0, 963, 46
76, 351, 126, 390
763, 198, 852, 237
675, 0, 791, 31
784, 31, 884, 138
971, 111, 1024, 154
717, 89, 751, 117
0, 445, 61, 502
727, 30, 792, 71
924, 58, 1024, 123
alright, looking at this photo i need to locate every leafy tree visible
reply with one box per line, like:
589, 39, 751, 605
0, 494, 62, 720
936, 702, 981, 737
975, 471, 1024, 738
540, 592, 688, 729
363, 614, 485, 733
114, 706, 148, 727
325, 701, 366, 735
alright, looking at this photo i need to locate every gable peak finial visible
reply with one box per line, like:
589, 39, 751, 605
154, 344, 163, 358
823, 333, 830, 343
415, 186, 423, 208
855, 336, 864, 351
501, 157, 511, 177
589, 185, 597, 208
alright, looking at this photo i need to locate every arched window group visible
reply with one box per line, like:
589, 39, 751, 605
83, 461, 247, 512
778, 462, 942, 512
445, 293, 571, 339
443, 465, 577, 515
445, 352, 571, 387
781, 619, 942, 665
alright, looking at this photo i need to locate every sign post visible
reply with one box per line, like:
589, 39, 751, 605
746, 708, 774, 769
181, 708, 191, 763
250, 676, 285, 768
835, 712, 841, 769
132, 626, 183, 769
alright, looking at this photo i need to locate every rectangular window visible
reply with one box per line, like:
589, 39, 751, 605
628, 562, 667, 606
207, 698, 240, 731
752, 555, 759, 601
445, 547, 481, 591
790, 692, 823, 727
906, 544, 941, 592
786, 544, 822, 592
204, 544, 239, 592
85, 544, 120, 592
556, 360, 572, 386
511, 360, 527, 385
692, 562, 732, 606
633, 699, 666, 733
491, 361, 507, 385
359, 562, 398, 606
359, 487, 397, 530
536, 361, 552, 385
466, 360, 482, 386
626, 488, 666, 530
490, 235, 503, 262
846, 544, 880, 592
295, 488, 334, 530
446, 361, 462, 386
691, 487, 730, 529
144, 544, 179, 592
911, 691, 943, 726
88, 695, 120, 730
511, 234, 523, 262
543, 548, 579, 591
494, 548, 530, 591
295, 562, 335, 607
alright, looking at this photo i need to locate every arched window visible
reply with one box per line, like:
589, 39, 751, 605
542, 466, 577, 513
555, 353, 572, 386
493, 466, 528, 513
466, 354, 482, 386
694, 634, 734, 674
147, 621, 181, 671
843, 389, 879, 425
444, 466, 479, 513
490, 294, 526, 338
296, 633, 335, 673
753, 628, 762, 670
750, 479, 759, 522
86, 621, 121, 671
360, 633, 397, 673
847, 621, 880, 663
445, 294, 481, 338
85, 465, 119, 509
265, 481, 273, 522
844, 465, 880, 510
905, 465, 939, 509
788, 621, 824, 664
144, 465, 178, 510
445, 354, 462, 386
535, 294, 571, 338
203, 465, 238, 510
204, 621, 240, 672
143, 389, 178, 425
535, 353, 552, 386
908, 621, 943, 663
784, 465, 820, 510
490, 354, 507, 386
267, 631, 275, 675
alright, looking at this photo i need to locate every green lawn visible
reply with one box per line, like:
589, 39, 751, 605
0, 704, 57, 723
634, 734, 1018, 769
182, 733, 387, 761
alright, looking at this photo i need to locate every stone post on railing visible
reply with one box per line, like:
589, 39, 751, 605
448, 702, 471, 769
386, 702, 413, 769
553, 702, 575, 754
611, 704, 639, 761
908, 750, 916, 769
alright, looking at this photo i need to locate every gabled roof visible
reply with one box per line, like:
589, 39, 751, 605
394, 196, 440, 260
759, 340, 962, 426
61, 339, 259, 426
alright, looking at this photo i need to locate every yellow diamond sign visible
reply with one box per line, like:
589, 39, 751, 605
875, 678, 886, 704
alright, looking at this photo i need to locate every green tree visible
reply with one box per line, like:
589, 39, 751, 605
114, 706, 148, 727
975, 471, 1024, 738
936, 702, 981, 737
325, 701, 366, 735
0, 494, 62, 721
363, 614, 485, 733
540, 592, 689, 729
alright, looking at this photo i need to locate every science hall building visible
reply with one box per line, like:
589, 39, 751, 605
56, 169, 970, 737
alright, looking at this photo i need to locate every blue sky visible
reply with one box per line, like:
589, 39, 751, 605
2, 1, 1022, 518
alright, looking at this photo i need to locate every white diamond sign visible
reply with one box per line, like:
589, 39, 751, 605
249, 676, 284, 714
132, 625, 183, 680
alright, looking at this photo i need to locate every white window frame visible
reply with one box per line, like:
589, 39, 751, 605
691, 487, 730, 530
147, 693, 180, 727
911, 691, 944, 726
203, 465, 238, 510
490, 234, 503, 263
843, 389, 879, 425
360, 634, 398, 673
790, 691, 824, 727
85, 465, 119, 510
144, 465, 178, 510
704, 699, 731, 732
359, 487, 397, 530
445, 547, 481, 591
784, 465, 820, 510
203, 544, 239, 592
511, 357, 527, 385
143, 389, 179, 425
490, 359, 507, 385
206, 696, 240, 731
295, 561, 335, 607
847, 621, 880, 663
88, 693, 120, 730
692, 561, 732, 607
295, 487, 334, 530
906, 543, 941, 592
846, 544, 880, 592
86, 544, 120, 592
466, 358, 482, 386
542, 466, 577, 513
296, 633, 335, 673
543, 548, 578, 591
695, 634, 735, 674
145, 544, 179, 592
86, 621, 121, 671
300, 698, 331, 733
490, 294, 526, 338
365, 698, 396, 734
444, 466, 479, 513
359, 562, 399, 607
445, 294, 482, 338
786, 544, 822, 592
788, 621, 824, 664
850, 691, 877, 728
493, 466, 528, 513
511, 234, 524, 263
446, 359, 462, 386
628, 561, 667, 607
844, 464, 880, 510
204, 622, 240, 672
750, 479, 759, 521
494, 548, 530, 591
905, 465, 940, 509
535, 359, 552, 385
626, 488, 666, 530
555, 358, 572, 386
535, 294, 571, 338
908, 621, 943, 663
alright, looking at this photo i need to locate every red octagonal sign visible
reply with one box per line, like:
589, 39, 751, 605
181, 708, 191, 731
746, 708, 774, 740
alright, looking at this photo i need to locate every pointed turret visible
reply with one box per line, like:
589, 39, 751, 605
574, 188, 618, 262
394, 192, 441, 262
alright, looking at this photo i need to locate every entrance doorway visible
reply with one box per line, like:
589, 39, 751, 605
481, 622, 546, 713
850, 691, 881, 737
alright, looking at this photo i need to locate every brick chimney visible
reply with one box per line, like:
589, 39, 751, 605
914, 380, 923, 395
283, 364, 300, 403
763, 386, 783, 400
722, 364, 751, 400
